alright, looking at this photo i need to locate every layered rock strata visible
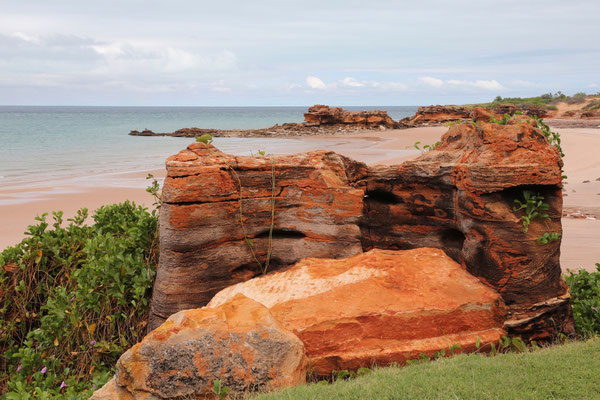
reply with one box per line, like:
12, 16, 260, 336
303, 104, 398, 128
208, 248, 507, 375
149, 118, 574, 339
399, 105, 471, 126
92, 294, 307, 399
399, 105, 549, 127
491, 104, 549, 118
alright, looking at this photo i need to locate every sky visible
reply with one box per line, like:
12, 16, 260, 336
0, 0, 599, 106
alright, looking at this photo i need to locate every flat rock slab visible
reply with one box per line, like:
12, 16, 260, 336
209, 248, 506, 375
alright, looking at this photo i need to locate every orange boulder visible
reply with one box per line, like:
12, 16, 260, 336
208, 248, 506, 376
92, 294, 307, 399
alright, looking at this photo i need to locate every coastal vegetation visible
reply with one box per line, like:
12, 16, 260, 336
470, 91, 600, 111
0, 202, 158, 398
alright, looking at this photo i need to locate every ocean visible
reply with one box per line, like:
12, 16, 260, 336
0, 106, 418, 190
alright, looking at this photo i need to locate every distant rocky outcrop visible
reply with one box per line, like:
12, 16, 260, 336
399, 105, 471, 126
303, 104, 398, 128
128, 103, 597, 139
208, 248, 506, 376
149, 118, 574, 341
128, 105, 398, 138
91, 294, 307, 399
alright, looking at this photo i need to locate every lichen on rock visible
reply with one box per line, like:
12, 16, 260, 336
91, 294, 307, 399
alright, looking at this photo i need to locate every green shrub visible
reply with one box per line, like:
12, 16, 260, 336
583, 100, 600, 113
0, 202, 158, 398
565, 264, 600, 337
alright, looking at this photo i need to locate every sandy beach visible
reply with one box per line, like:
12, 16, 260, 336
1, 125, 598, 272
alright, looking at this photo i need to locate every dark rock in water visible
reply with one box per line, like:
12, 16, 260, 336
149, 117, 574, 341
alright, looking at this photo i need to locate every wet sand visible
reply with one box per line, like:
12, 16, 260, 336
1, 125, 598, 272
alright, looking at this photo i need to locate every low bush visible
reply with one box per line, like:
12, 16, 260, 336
0, 202, 158, 398
472, 92, 594, 110
565, 264, 600, 337
583, 100, 600, 113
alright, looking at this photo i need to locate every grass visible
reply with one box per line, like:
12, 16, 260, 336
254, 338, 600, 400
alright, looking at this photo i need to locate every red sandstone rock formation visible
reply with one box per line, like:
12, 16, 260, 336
491, 104, 549, 118
469, 106, 502, 122
149, 118, 574, 340
400, 105, 549, 127
208, 248, 506, 375
304, 104, 398, 128
399, 105, 471, 126
92, 294, 307, 399
152, 146, 366, 327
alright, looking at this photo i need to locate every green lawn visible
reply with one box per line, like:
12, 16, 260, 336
255, 338, 600, 400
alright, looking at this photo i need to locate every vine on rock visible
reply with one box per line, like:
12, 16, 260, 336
196, 135, 276, 275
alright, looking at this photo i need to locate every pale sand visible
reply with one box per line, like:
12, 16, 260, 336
1, 126, 598, 272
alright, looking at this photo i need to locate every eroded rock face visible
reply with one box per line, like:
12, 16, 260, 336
399, 105, 548, 126
92, 294, 307, 399
151, 146, 366, 328
208, 248, 506, 375
491, 104, 549, 118
150, 119, 574, 339
304, 104, 398, 128
364, 118, 574, 339
399, 105, 471, 126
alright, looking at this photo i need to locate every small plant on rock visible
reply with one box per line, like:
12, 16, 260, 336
146, 174, 162, 209
513, 190, 562, 245
513, 190, 550, 233
490, 113, 511, 125
413, 141, 441, 155
533, 116, 564, 157
195, 134, 214, 144
212, 379, 230, 399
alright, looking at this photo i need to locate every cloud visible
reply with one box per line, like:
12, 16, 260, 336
341, 77, 365, 87
301, 76, 407, 92
447, 79, 504, 91
590, 83, 599, 88
418, 76, 444, 88
419, 76, 504, 91
306, 75, 326, 89
0, 32, 240, 95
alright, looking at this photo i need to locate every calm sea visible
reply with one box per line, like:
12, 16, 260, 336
0, 106, 418, 190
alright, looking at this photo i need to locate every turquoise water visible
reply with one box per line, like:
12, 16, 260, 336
0, 106, 418, 188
